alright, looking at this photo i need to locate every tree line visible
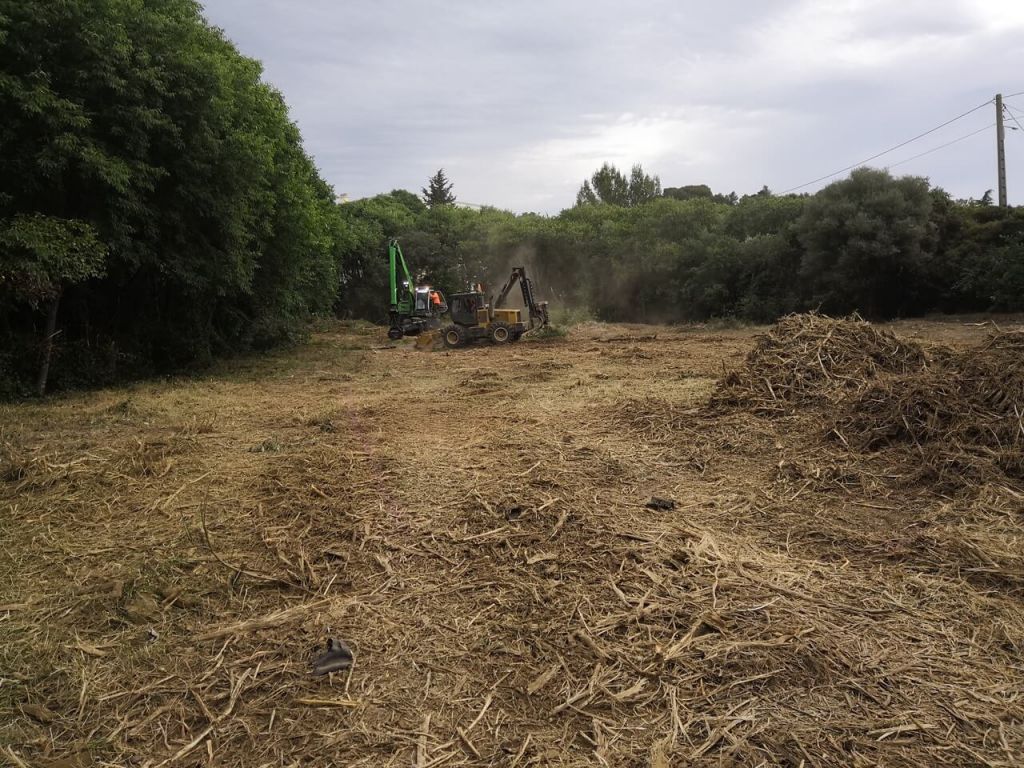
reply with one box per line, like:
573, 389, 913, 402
338, 167, 1024, 327
2, 1, 1022, 397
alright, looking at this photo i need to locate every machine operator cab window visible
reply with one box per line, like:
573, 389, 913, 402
414, 286, 447, 315
414, 288, 430, 313
449, 292, 484, 326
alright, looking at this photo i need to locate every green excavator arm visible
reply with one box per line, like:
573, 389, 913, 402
389, 238, 415, 314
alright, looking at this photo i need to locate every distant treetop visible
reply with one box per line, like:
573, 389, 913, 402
576, 162, 662, 207
663, 184, 738, 205
422, 169, 456, 207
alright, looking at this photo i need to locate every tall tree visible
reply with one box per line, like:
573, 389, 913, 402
575, 163, 661, 207
0, 215, 106, 394
627, 164, 662, 206
797, 167, 934, 318
422, 169, 456, 207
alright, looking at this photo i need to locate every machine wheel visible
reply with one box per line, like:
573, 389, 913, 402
442, 324, 468, 349
387, 327, 404, 340
489, 322, 512, 344
511, 330, 524, 342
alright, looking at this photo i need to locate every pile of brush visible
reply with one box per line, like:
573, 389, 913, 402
714, 313, 1024, 487
710, 312, 928, 414
836, 330, 1024, 483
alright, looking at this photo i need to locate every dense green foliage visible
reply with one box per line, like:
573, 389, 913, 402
0, 215, 107, 305
664, 184, 738, 206
338, 167, 1024, 328
1, 4, 1022, 398
576, 162, 662, 207
0, 0, 344, 396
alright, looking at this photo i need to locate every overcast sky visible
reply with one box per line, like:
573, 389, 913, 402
200, 0, 1024, 213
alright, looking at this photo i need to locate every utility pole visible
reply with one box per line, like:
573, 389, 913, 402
996, 93, 1007, 207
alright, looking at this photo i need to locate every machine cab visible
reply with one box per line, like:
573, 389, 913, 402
413, 286, 447, 316
449, 292, 486, 326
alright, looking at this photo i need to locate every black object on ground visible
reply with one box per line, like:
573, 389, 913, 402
645, 497, 677, 511
311, 637, 354, 676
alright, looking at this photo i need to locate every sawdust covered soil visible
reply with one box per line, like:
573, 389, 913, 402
2, 316, 1023, 767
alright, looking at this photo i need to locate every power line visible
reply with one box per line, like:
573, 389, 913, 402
1005, 103, 1024, 140
886, 123, 994, 168
1005, 90, 1024, 99
781, 98, 994, 193
1004, 105, 1024, 134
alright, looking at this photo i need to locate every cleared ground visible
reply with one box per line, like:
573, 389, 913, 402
2, 317, 1022, 767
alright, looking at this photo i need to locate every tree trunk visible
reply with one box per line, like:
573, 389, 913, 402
36, 290, 62, 397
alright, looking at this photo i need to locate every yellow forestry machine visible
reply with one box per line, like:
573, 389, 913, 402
440, 267, 550, 348
386, 238, 550, 348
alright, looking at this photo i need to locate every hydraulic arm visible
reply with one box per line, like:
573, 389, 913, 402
493, 267, 549, 329
388, 239, 415, 315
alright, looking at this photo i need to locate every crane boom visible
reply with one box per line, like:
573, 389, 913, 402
388, 238, 415, 309
493, 267, 549, 329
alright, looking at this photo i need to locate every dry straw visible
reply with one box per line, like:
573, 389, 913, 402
2, 316, 1022, 766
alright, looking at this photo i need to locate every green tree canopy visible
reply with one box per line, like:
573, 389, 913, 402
0, 215, 106, 305
664, 185, 738, 206
0, 0, 346, 394
576, 163, 661, 207
797, 167, 934, 318
422, 169, 456, 207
